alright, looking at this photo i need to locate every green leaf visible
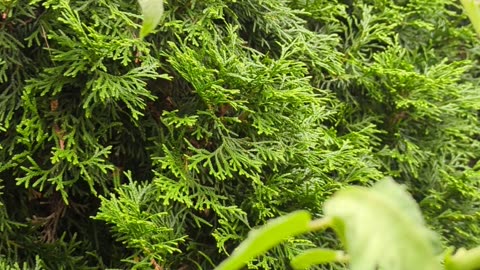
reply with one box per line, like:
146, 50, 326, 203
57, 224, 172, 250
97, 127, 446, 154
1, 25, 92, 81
138, 0, 164, 39
290, 248, 348, 270
323, 178, 442, 270
214, 210, 312, 270
460, 0, 480, 37
445, 247, 480, 270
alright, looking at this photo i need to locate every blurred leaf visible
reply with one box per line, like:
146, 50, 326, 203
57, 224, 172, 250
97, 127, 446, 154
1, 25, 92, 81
291, 248, 347, 270
324, 178, 442, 270
460, 0, 480, 37
138, 0, 164, 38
445, 246, 480, 270
214, 210, 312, 270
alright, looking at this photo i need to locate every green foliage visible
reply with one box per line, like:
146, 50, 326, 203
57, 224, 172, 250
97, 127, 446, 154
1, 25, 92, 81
0, 256, 46, 270
94, 176, 186, 268
216, 179, 480, 270
0, 0, 479, 269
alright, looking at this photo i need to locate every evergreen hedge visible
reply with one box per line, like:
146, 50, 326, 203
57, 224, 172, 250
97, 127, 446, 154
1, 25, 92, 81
1, 0, 479, 269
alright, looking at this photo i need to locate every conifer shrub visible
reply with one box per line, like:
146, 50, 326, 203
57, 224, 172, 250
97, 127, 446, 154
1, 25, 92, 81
0, 0, 479, 269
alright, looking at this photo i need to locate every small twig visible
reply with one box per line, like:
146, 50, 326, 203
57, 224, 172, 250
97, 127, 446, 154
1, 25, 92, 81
150, 258, 164, 270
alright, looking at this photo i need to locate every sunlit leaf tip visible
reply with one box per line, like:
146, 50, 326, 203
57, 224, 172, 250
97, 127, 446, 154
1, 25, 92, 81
138, 0, 164, 39
460, 0, 480, 37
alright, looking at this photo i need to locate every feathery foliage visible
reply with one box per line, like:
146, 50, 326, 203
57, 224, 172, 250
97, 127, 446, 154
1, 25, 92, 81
0, 0, 479, 269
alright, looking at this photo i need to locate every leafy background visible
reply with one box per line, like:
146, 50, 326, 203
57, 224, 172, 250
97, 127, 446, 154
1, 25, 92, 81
0, 0, 479, 269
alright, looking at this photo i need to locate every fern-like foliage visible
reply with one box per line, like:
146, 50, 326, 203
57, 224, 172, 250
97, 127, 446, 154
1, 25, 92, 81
0, 0, 479, 269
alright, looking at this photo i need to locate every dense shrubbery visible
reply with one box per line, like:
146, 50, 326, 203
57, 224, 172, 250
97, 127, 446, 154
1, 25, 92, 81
1, 0, 479, 269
